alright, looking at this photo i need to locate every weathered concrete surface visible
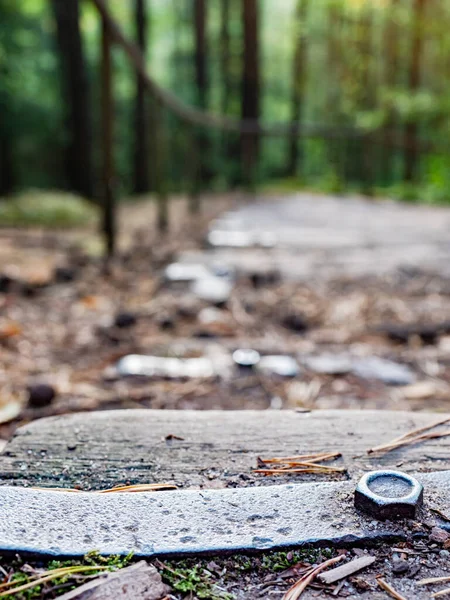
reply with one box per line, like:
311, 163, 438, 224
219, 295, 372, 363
0, 482, 399, 557
184, 193, 450, 279
0, 471, 449, 557
1, 410, 450, 490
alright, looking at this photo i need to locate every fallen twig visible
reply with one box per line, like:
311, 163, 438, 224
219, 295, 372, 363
376, 577, 408, 600
318, 555, 376, 585
367, 417, 450, 455
282, 555, 345, 600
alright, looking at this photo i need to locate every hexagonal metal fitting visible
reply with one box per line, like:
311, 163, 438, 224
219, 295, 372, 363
354, 470, 423, 520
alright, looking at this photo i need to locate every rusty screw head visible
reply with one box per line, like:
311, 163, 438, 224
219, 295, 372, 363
355, 470, 423, 520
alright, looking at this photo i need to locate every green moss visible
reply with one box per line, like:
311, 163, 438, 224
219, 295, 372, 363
160, 561, 234, 600
0, 190, 98, 228
0, 551, 133, 599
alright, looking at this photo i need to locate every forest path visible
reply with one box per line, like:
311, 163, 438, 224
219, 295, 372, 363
0, 190, 450, 439
179, 192, 450, 280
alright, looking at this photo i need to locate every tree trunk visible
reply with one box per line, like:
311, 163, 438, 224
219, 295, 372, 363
0, 114, 14, 197
287, 0, 308, 177
220, 0, 231, 116
381, 0, 400, 185
133, 0, 150, 195
101, 3, 116, 257
241, 0, 260, 186
194, 0, 208, 111
352, 3, 374, 195
326, 0, 346, 188
193, 0, 210, 185
51, 0, 94, 199
404, 0, 425, 182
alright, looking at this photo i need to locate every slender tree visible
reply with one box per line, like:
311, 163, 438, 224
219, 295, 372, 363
220, 0, 231, 117
133, 0, 150, 194
381, 0, 400, 184
100, 1, 116, 257
0, 133, 14, 197
241, 0, 260, 185
325, 0, 346, 188
287, 0, 309, 177
51, 0, 94, 199
193, 0, 210, 185
358, 2, 375, 194
0, 87, 14, 196
405, 0, 425, 182
194, 0, 208, 110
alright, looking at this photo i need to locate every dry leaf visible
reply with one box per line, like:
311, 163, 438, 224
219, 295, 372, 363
0, 322, 22, 338
79, 295, 101, 309
0, 398, 22, 424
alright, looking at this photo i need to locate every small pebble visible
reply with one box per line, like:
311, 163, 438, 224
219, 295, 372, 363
158, 316, 175, 330
430, 527, 450, 544
0, 274, 14, 293
392, 559, 410, 575
27, 384, 56, 408
54, 266, 77, 283
282, 313, 308, 333
114, 312, 137, 328
233, 349, 261, 369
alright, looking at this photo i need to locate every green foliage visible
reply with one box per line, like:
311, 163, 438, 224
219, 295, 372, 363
1, 0, 450, 203
161, 561, 233, 599
260, 548, 335, 572
0, 190, 98, 228
0, 551, 134, 599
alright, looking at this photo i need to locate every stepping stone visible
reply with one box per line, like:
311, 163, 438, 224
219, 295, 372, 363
1, 410, 450, 490
1, 410, 450, 557
0, 470, 449, 557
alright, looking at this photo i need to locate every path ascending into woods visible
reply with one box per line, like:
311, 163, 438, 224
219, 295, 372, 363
0, 193, 450, 598
181, 192, 450, 280
0, 191, 450, 443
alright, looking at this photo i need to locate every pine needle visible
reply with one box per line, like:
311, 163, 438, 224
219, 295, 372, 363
254, 466, 346, 475
32, 483, 177, 493
98, 483, 177, 493
367, 417, 450, 455
376, 577, 408, 600
255, 451, 345, 477
418, 575, 450, 586
0, 566, 110, 597
432, 588, 450, 598
282, 555, 345, 600
260, 452, 341, 464
430, 508, 450, 523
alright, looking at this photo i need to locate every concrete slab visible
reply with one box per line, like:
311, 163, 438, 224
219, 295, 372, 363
1, 470, 449, 557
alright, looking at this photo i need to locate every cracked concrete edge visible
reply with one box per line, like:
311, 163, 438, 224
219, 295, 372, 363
1, 471, 449, 558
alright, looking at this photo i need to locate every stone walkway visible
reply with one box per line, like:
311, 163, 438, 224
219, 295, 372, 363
181, 193, 450, 280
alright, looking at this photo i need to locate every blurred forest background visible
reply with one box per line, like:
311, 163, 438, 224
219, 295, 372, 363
1, 0, 450, 233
